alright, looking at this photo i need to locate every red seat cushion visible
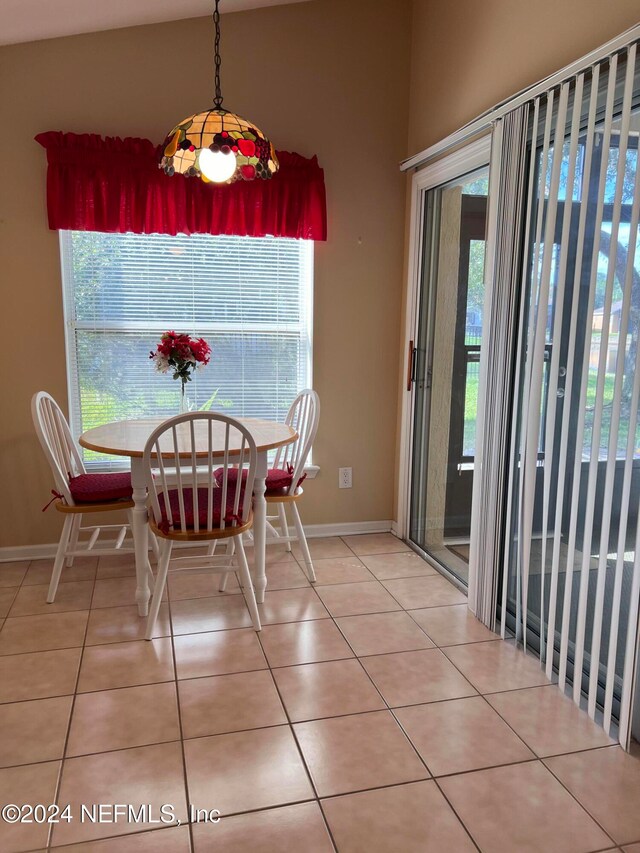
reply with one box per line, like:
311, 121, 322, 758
156, 487, 247, 534
69, 472, 133, 504
213, 467, 306, 494
266, 468, 295, 491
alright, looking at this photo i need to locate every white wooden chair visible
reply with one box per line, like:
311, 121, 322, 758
265, 389, 320, 581
31, 391, 144, 603
143, 412, 261, 639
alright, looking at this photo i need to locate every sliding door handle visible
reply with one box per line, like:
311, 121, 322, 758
407, 340, 417, 391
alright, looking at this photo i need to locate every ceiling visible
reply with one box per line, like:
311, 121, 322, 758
0, 0, 309, 46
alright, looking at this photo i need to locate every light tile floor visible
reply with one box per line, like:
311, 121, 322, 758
0, 534, 637, 851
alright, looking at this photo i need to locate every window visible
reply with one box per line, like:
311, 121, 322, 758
60, 231, 313, 467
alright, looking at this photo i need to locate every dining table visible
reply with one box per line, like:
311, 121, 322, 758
79, 416, 297, 616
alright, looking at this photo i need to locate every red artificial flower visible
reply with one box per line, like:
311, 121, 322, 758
150, 331, 212, 383
189, 337, 211, 365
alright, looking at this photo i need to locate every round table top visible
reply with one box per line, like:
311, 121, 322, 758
79, 416, 297, 459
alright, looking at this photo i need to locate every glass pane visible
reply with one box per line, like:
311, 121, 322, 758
463, 238, 485, 458
409, 165, 490, 586
463, 357, 480, 458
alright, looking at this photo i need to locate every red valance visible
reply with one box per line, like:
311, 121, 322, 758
35, 131, 327, 241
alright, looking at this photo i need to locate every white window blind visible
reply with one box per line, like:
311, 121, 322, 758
60, 231, 313, 467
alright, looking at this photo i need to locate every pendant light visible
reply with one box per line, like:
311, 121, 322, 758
159, 0, 278, 184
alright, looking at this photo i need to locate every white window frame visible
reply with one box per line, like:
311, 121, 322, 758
59, 231, 319, 476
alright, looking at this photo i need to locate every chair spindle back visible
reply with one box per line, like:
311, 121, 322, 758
31, 392, 86, 505
144, 412, 257, 535
273, 389, 320, 495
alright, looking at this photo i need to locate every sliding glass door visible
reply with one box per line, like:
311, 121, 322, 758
402, 32, 640, 747
409, 167, 489, 586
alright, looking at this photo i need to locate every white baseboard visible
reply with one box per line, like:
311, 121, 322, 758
0, 520, 396, 563
0, 543, 60, 563
390, 520, 401, 537
304, 520, 394, 539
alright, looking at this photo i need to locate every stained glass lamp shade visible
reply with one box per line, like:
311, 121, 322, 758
160, 108, 278, 184
159, 0, 278, 185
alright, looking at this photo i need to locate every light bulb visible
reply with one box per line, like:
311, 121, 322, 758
198, 148, 237, 183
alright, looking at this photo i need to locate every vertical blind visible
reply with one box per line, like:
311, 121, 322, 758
470, 106, 530, 624
503, 41, 640, 745
60, 231, 313, 467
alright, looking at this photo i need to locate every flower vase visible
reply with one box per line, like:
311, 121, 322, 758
180, 381, 189, 414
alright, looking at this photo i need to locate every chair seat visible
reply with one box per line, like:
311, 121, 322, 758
214, 466, 305, 494
69, 472, 133, 504
265, 487, 304, 503
55, 497, 135, 513
156, 486, 248, 535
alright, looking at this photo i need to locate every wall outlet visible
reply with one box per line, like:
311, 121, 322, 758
338, 467, 353, 489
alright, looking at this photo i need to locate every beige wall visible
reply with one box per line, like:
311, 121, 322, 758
408, 0, 640, 154
394, 1, 640, 525
0, 0, 412, 549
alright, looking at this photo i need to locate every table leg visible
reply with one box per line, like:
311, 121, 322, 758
252, 452, 268, 604
131, 457, 151, 617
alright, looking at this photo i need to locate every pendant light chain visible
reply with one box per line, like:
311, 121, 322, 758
213, 0, 223, 110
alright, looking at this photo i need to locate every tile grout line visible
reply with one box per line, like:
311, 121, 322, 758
252, 611, 340, 853
12, 556, 65, 853
46, 555, 99, 852
541, 754, 621, 849
0, 557, 66, 620
166, 581, 197, 853
0, 611, 494, 661
47, 824, 182, 852
0, 715, 621, 776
